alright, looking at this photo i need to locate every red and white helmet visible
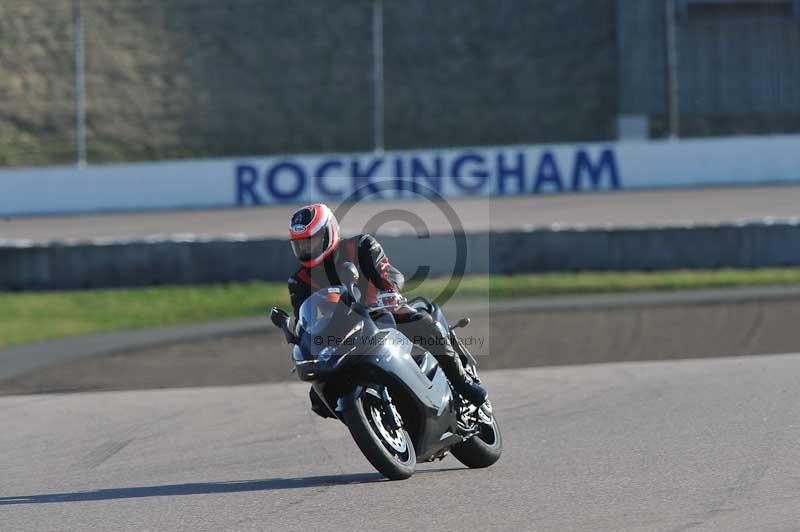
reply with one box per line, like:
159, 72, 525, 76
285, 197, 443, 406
288, 203, 341, 267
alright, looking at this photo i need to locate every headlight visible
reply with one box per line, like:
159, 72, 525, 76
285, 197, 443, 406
318, 346, 336, 362
312, 321, 364, 365
342, 320, 364, 342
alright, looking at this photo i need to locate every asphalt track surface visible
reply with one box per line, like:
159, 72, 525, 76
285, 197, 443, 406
3, 185, 800, 244
3, 353, 800, 532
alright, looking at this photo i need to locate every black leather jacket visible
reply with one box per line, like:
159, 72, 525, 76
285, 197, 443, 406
288, 234, 404, 318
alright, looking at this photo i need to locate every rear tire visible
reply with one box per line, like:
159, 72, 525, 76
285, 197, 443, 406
451, 413, 503, 468
342, 390, 416, 480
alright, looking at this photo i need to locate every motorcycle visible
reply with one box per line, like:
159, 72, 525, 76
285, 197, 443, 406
269, 262, 502, 480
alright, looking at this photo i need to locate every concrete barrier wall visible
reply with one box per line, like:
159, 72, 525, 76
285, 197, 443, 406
3, 221, 800, 290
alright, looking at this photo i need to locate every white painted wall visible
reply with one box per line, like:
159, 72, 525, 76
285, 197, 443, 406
0, 135, 798, 215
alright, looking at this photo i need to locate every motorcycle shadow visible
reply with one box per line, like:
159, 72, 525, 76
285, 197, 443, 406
0, 467, 465, 505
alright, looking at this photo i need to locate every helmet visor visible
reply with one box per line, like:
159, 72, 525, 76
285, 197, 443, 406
291, 230, 326, 262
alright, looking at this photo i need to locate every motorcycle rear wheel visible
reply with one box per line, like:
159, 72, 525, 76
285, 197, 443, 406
451, 410, 503, 468
343, 389, 416, 480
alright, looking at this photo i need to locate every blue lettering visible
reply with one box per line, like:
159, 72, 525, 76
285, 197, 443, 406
314, 160, 345, 199
394, 158, 407, 198
571, 149, 620, 191
451, 153, 489, 194
266, 161, 306, 201
497, 152, 526, 195
533, 152, 564, 193
351, 157, 384, 199
235, 164, 262, 205
410, 156, 443, 196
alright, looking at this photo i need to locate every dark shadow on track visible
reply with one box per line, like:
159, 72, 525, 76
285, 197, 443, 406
0, 468, 464, 505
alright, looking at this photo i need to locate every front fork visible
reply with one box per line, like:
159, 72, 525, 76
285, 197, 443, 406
334, 383, 403, 431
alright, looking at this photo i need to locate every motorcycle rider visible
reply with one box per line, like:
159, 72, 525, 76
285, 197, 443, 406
286, 203, 487, 417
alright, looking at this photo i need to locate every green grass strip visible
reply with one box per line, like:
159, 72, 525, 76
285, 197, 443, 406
2, 268, 800, 348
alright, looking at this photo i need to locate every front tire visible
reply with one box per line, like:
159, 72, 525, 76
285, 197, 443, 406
451, 409, 503, 468
342, 389, 416, 480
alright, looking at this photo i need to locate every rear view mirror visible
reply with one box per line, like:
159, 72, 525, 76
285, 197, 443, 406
270, 307, 289, 328
342, 262, 360, 285
452, 317, 470, 330
269, 307, 297, 344
341, 262, 362, 305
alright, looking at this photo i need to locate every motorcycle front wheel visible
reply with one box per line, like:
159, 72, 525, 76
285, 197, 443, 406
342, 387, 416, 480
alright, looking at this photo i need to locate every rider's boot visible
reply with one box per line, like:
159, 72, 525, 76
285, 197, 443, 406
396, 309, 487, 406
436, 346, 488, 407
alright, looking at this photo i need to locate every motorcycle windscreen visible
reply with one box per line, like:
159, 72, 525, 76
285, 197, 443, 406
296, 288, 371, 359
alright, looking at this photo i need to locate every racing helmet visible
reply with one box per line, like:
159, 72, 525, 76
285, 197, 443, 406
289, 203, 341, 267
